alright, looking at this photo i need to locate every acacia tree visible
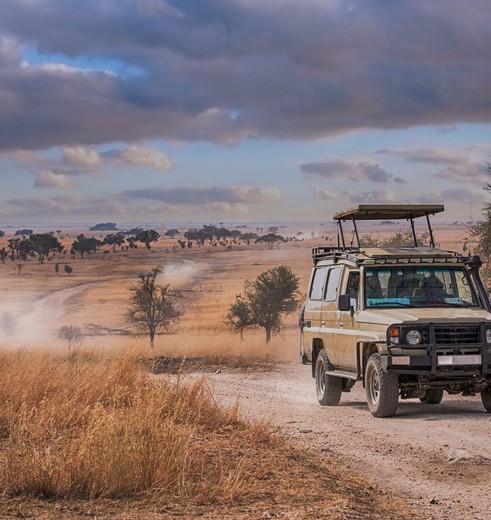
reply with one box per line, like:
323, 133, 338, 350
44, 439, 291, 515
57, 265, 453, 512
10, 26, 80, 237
470, 163, 491, 288
126, 266, 182, 348
255, 233, 286, 249
103, 232, 126, 252
226, 265, 301, 342
71, 234, 102, 258
28, 233, 64, 263
135, 229, 160, 250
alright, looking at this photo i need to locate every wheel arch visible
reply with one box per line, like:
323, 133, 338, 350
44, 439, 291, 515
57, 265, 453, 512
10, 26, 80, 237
311, 338, 325, 378
358, 341, 384, 387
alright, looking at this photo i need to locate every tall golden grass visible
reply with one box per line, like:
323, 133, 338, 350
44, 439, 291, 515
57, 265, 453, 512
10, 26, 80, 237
0, 348, 266, 500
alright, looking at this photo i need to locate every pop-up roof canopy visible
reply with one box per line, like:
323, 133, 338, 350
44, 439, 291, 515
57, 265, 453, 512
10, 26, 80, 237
332, 204, 445, 249
333, 204, 445, 222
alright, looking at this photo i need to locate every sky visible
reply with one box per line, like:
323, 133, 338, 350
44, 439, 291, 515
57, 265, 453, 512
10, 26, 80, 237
0, 0, 491, 227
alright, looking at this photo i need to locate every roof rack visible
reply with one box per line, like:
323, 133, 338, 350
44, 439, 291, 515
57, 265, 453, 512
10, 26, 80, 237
312, 246, 466, 266
332, 204, 444, 249
312, 246, 361, 264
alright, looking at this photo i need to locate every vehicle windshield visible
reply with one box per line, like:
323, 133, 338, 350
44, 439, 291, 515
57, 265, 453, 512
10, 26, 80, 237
364, 266, 479, 309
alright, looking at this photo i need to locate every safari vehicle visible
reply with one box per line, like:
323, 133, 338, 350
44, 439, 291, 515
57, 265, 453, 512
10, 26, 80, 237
299, 204, 491, 417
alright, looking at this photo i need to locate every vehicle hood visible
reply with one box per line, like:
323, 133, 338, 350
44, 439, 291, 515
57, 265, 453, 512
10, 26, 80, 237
356, 307, 491, 327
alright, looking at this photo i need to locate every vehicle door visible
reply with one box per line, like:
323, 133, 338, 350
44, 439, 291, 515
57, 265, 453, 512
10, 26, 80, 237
302, 265, 328, 358
320, 265, 343, 366
335, 270, 361, 370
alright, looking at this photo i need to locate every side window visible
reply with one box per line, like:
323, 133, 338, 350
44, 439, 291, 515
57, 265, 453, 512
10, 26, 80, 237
346, 271, 360, 301
324, 267, 342, 302
309, 267, 326, 300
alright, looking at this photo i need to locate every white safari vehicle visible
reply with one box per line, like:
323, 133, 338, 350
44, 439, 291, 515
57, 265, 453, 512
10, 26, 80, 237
299, 204, 491, 417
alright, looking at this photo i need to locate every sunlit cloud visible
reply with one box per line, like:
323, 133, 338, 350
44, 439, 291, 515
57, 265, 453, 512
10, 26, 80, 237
314, 187, 338, 200
104, 146, 172, 171
34, 170, 75, 188
63, 146, 101, 167
345, 188, 396, 203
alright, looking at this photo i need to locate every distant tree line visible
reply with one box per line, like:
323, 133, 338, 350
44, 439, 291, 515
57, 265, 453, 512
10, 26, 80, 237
0, 224, 297, 267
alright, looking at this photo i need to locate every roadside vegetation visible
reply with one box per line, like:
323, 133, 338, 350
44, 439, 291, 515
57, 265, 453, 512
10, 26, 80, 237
0, 347, 412, 519
470, 163, 491, 289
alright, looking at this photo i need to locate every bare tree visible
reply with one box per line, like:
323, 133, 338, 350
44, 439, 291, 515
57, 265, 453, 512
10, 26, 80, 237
58, 325, 84, 355
126, 266, 182, 348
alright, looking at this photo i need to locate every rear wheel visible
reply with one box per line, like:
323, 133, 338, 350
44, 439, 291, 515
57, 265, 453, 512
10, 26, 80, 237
481, 386, 491, 412
315, 350, 342, 406
365, 353, 399, 418
419, 388, 444, 404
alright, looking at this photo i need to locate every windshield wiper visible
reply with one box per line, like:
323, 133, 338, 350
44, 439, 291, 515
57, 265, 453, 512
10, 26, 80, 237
367, 301, 414, 308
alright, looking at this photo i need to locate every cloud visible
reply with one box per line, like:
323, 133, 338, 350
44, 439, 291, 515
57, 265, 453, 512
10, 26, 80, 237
6, 196, 87, 213
121, 186, 281, 204
63, 146, 100, 167
0, 1, 490, 150
415, 187, 479, 204
104, 146, 172, 171
34, 170, 75, 188
394, 176, 406, 184
302, 160, 391, 183
204, 202, 248, 214
314, 187, 338, 200
376, 146, 491, 182
345, 188, 396, 203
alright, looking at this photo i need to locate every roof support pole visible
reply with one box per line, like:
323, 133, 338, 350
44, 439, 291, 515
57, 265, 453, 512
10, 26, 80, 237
426, 213, 436, 247
410, 218, 418, 247
351, 216, 360, 248
337, 220, 346, 249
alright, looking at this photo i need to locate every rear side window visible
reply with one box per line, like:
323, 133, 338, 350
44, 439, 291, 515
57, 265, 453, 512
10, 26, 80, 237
325, 267, 342, 301
309, 267, 326, 300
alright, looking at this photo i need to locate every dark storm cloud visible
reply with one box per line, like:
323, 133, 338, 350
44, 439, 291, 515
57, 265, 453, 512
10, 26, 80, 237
1, 0, 491, 150
301, 160, 391, 182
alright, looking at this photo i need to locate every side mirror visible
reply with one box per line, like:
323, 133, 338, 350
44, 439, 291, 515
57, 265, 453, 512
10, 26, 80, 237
338, 294, 352, 312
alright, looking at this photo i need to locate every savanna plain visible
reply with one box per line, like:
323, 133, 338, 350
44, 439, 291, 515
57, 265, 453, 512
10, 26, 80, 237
0, 223, 486, 520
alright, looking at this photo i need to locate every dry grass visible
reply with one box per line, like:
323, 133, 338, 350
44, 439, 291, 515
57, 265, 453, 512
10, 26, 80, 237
0, 347, 415, 519
0, 348, 253, 500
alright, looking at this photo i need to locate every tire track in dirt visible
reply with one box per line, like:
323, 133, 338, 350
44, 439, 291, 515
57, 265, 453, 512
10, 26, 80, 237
203, 364, 491, 520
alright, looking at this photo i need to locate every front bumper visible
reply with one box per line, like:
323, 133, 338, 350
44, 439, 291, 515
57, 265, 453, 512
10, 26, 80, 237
386, 344, 491, 377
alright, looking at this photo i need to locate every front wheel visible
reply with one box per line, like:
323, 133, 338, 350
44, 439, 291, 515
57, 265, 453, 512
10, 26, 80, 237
365, 353, 399, 418
419, 388, 444, 404
315, 350, 342, 406
481, 386, 491, 412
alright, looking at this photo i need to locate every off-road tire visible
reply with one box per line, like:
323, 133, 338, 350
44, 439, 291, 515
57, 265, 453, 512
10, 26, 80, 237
315, 350, 342, 406
365, 353, 399, 418
481, 386, 491, 412
419, 388, 444, 404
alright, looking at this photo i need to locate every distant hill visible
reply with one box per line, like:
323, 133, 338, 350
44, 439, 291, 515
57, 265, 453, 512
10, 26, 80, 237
89, 222, 118, 231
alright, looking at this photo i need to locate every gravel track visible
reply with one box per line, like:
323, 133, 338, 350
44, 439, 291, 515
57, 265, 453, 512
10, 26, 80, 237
203, 363, 491, 520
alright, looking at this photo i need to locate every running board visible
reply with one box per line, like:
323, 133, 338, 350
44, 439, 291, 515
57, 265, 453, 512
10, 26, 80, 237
325, 370, 357, 380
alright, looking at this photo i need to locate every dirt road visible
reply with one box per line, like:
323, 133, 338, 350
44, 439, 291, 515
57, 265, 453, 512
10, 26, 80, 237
202, 363, 491, 520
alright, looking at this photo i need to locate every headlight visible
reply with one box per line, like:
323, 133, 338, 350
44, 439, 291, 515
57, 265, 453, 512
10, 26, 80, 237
486, 329, 491, 344
406, 329, 422, 345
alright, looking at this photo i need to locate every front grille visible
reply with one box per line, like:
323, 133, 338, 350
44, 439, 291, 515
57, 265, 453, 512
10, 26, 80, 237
437, 364, 480, 374
434, 326, 480, 345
